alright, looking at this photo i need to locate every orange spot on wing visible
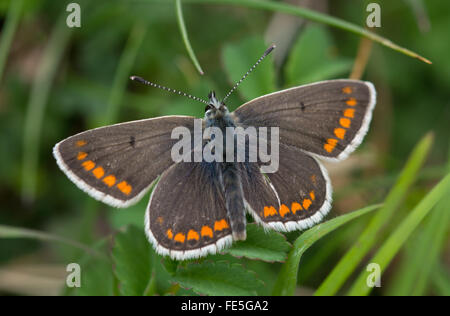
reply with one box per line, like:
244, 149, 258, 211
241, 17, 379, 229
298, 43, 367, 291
310, 191, 315, 201
311, 175, 317, 185
344, 108, 355, 118
201, 226, 213, 238
77, 152, 87, 160
214, 219, 229, 231
346, 97, 357, 106
174, 233, 185, 243
187, 229, 199, 241
157, 217, 164, 225
340, 117, 351, 128
92, 167, 104, 179
188, 229, 200, 240
167, 229, 173, 239
342, 86, 353, 94
82, 160, 95, 171
334, 127, 346, 140
264, 206, 278, 217
303, 199, 312, 210
291, 202, 302, 214
76, 140, 87, 147
279, 204, 290, 217
103, 175, 116, 187
324, 138, 338, 153
117, 181, 132, 195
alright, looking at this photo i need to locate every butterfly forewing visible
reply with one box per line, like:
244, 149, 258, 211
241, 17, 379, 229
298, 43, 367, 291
234, 79, 376, 161
54, 116, 195, 207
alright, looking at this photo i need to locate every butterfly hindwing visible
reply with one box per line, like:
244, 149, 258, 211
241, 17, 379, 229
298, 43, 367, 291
53, 116, 195, 207
240, 144, 331, 231
233, 79, 376, 161
146, 161, 233, 260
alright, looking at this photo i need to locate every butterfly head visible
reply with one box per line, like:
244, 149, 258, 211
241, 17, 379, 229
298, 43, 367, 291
205, 91, 229, 119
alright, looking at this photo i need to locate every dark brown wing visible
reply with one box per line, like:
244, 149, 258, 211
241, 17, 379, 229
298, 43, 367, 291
233, 80, 376, 161
146, 161, 233, 260
53, 116, 195, 207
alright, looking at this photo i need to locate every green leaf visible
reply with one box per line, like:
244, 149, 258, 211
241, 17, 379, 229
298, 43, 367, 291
112, 225, 154, 296
161, 257, 179, 276
74, 258, 115, 296
347, 172, 450, 296
225, 223, 291, 262
173, 261, 264, 296
272, 204, 381, 296
222, 36, 275, 102
67, 239, 115, 296
286, 25, 352, 85
315, 133, 434, 296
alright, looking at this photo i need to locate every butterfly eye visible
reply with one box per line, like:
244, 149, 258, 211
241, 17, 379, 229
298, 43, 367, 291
205, 105, 213, 112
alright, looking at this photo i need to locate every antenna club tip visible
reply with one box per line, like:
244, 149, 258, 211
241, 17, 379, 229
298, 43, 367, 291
263, 44, 276, 57
130, 75, 146, 84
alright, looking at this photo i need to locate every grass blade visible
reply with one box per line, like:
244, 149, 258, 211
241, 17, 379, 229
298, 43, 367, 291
175, 0, 204, 75
315, 133, 434, 296
181, 0, 431, 64
272, 204, 381, 296
21, 15, 71, 203
347, 173, 450, 296
387, 191, 450, 295
0, 224, 104, 258
0, 0, 24, 83
387, 146, 450, 296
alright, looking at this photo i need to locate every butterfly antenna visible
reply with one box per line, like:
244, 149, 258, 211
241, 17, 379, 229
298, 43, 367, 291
130, 76, 209, 105
222, 44, 276, 103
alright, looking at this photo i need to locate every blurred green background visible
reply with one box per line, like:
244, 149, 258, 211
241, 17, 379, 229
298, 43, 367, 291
0, 0, 448, 296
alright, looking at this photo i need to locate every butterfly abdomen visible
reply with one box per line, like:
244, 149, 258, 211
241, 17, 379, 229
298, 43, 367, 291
221, 162, 246, 241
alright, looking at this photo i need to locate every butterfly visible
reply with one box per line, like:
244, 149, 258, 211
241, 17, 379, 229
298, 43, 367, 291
53, 45, 376, 260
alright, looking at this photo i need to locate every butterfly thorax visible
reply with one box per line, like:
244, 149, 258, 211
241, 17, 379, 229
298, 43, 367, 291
204, 91, 235, 128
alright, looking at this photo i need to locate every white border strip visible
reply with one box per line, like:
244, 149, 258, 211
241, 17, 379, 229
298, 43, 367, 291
335, 81, 377, 161
53, 142, 155, 208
